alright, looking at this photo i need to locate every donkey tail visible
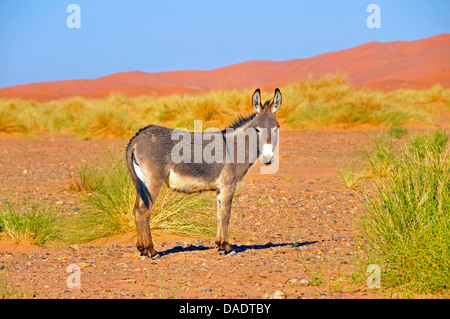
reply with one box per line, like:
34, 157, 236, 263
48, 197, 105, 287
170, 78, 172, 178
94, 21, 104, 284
126, 145, 151, 209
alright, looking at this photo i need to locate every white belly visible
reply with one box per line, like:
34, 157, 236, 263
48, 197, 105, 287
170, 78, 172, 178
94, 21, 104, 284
166, 171, 217, 193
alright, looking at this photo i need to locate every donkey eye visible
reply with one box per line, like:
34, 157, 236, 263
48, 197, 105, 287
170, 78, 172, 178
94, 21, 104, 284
255, 127, 262, 133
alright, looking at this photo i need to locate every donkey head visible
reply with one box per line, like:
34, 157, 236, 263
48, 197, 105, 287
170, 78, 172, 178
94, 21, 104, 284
251, 88, 282, 165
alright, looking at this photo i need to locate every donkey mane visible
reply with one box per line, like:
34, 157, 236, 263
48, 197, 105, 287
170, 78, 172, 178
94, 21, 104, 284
125, 113, 256, 155
224, 100, 273, 132
127, 99, 274, 152
224, 113, 257, 131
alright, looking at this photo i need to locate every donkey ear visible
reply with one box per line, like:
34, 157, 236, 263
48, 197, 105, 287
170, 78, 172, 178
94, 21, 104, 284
252, 89, 261, 114
271, 88, 282, 114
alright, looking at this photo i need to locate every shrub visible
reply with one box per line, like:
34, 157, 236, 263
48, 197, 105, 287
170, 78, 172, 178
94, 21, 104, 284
0, 199, 61, 245
1, 75, 449, 138
358, 130, 450, 293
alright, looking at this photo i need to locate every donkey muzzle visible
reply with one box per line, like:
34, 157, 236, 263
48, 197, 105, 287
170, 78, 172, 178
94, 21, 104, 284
261, 144, 274, 165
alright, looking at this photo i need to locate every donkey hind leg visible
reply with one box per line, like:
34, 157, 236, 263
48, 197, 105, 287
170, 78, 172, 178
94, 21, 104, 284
215, 187, 236, 255
133, 181, 163, 259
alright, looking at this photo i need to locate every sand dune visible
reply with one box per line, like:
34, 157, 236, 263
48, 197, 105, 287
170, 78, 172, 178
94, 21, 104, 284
1, 34, 449, 101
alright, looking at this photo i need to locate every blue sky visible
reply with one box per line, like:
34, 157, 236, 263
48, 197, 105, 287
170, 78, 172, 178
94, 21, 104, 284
0, 0, 449, 88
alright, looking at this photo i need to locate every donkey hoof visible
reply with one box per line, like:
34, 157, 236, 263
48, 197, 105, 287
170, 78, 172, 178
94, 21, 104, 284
151, 253, 161, 260
219, 249, 236, 256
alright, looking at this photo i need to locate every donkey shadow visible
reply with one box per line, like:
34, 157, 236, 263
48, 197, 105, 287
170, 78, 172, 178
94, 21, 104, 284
159, 244, 210, 256
159, 240, 318, 257
231, 240, 318, 253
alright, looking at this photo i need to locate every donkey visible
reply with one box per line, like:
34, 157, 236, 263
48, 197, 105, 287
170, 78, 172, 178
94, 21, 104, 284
125, 88, 282, 258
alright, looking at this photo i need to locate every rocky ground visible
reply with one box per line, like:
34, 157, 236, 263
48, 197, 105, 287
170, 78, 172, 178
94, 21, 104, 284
0, 129, 391, 299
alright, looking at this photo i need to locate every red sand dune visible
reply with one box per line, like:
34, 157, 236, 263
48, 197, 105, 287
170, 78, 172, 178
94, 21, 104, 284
1, 33, 449, 101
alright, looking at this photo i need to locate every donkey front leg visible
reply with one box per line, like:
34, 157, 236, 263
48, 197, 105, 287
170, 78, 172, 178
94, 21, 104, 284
215, 187, 236, 255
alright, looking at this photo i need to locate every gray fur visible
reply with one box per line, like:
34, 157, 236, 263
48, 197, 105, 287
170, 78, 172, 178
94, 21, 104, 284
126, 88, 282, 257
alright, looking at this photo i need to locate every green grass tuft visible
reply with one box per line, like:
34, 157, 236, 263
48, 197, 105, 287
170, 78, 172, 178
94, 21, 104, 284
0, 199, 62, 246
357, 129, 450, 294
